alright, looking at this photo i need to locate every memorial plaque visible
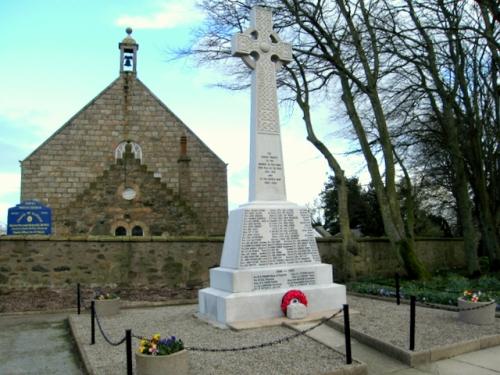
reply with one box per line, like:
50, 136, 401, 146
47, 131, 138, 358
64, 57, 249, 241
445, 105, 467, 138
257, 151, 283, 187
7, 200, 52, 235
239, 208, 320, 268
251, 268, 318, 291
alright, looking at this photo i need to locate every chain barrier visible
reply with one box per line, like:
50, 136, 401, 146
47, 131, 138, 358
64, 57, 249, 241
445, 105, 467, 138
356, 279, 499, 312
361, 281, 500, 295
92, 306, 343, 353
185, 309, 343, 352
132, 333, 147, 341
420, 298, 497, 312
94, 309, 127, 346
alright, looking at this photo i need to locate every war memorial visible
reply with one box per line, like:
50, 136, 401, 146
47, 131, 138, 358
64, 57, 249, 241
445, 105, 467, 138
198, 6, 346, 326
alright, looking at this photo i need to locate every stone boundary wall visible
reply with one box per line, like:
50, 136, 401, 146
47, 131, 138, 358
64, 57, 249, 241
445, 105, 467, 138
0, 237, 465, 290
317, 237, 466, 280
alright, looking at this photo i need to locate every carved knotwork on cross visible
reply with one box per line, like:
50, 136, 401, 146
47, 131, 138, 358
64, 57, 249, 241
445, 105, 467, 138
231, 6, 292, 71
231, 6, 292, 136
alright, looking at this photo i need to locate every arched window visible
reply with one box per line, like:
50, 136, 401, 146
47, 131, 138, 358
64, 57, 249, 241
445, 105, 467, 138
131, 225, 144, 236
115, 141, 142, 162
115, 226, 127, 236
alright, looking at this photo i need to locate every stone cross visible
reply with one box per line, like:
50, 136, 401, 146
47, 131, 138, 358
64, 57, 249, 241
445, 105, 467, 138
232, 6, 292, 202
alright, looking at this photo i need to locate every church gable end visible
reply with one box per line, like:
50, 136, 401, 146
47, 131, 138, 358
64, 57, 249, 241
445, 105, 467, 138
21, 30, 227, 236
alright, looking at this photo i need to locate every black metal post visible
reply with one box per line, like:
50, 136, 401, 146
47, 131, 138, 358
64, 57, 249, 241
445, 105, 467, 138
91, 301, 95, 345
77, 283, 81, 315
126, 329, 133, 375
343, 304, 352, 364
395, 273, 400, 305
410, 296, 416, 351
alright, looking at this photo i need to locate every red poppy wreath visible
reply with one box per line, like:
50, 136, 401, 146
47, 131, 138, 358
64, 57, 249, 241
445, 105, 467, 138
281, 289, 308, 314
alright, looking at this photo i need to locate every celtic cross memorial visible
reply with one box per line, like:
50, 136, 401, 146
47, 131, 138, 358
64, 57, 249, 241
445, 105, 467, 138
198, 6, 346, 327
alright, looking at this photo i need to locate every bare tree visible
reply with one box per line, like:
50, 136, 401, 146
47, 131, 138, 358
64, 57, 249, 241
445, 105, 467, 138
380, 0, 499, 273
278, 0, 429, 278
180, 0, 435, 278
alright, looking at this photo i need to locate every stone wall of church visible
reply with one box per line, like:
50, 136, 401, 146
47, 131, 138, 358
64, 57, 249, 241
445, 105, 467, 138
21, 74, 227, 236
0, 237, 465, 290
62, 150, 203, 236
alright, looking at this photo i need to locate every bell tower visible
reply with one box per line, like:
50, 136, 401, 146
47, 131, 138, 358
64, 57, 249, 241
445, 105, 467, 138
119, 28, 138, 74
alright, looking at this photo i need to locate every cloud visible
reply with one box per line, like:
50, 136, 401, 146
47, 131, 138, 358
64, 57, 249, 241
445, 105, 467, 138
115, 2, 203, 29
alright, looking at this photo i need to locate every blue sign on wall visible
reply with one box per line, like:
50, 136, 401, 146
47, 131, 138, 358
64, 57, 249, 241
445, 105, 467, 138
7, 200, 52, 235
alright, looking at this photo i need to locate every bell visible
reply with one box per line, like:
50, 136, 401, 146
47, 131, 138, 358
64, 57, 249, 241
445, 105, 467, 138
124, 56, 132, 67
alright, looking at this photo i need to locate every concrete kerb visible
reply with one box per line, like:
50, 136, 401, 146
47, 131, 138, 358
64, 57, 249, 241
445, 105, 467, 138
68, 315, 95, 375
326, 317, 500, 367
0, 307, 78, 318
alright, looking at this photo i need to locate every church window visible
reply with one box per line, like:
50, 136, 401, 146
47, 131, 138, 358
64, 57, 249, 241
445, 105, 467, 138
115, 141, 143, 162
132, 225, 144, 236
115, 226, 127, 236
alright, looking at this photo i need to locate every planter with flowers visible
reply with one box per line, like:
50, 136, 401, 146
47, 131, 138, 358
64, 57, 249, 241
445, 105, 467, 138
93, 291, 121, 317
136, 334, 188, 375
458, 290, 496, 325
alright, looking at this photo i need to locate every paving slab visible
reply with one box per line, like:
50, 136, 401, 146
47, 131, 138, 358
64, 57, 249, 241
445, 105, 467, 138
0, 313, 85, 375
452, 345, 500, 372
290, 321, 409, 375
388, 368, 432, 374
416, 358, 500, 375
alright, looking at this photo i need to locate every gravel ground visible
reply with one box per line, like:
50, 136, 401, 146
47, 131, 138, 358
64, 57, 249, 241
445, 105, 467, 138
70, 304, 357, 375
345, 295, 500, 351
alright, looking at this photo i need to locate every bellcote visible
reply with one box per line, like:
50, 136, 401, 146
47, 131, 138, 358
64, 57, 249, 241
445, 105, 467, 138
119, 28, 139, 75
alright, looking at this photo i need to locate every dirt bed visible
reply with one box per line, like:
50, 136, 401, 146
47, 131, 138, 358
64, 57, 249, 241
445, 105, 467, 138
0, 287, 198, 313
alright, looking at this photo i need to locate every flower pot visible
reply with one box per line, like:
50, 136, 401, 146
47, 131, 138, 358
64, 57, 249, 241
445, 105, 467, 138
135, 349, 189, 375
457, 298, 496, 325
93, 297, 121, 317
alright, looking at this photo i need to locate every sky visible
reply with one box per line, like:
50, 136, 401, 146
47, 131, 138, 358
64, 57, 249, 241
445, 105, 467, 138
0, 0, 366, 227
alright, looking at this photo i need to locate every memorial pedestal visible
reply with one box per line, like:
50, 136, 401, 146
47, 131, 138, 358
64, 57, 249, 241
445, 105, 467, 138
198, 202, 346, 325
199, 283, 345, 324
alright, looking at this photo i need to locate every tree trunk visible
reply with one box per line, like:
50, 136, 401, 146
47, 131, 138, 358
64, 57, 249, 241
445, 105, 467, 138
472, 176, 500, 265
445, 113, 480, 276
338, 74, 428, 279
286, 65, 359, 268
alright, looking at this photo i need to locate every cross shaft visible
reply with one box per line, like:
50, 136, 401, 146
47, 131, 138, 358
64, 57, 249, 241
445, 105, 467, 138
232, 6, 292, 202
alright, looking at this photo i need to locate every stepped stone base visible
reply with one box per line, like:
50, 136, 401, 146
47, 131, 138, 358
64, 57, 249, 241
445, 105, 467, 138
198, 283, 346, 325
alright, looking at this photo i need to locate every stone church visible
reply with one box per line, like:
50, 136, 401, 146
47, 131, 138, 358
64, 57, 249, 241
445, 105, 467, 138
20, 29, 228, 237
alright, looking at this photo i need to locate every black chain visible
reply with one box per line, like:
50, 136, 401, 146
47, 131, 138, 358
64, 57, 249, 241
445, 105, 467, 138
185, 309, 343, 352
132, 333, 147, 340
94, 309, 127, 346
97, 310, 345, 352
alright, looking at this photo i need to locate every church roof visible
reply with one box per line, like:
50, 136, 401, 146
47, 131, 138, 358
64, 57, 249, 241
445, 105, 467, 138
23, 32, 225, 166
